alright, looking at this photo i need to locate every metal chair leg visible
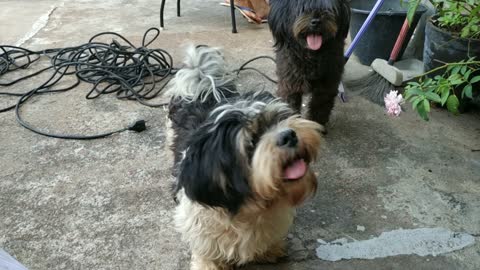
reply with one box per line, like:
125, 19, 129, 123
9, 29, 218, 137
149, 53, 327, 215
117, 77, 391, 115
177, 0, 181, 17
160, 0, 166, 28
230, 0, 238, 33
162, 0, 238, 33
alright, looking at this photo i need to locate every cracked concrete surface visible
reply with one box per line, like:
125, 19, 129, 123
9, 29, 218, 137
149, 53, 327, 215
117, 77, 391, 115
1, 0, 479, 269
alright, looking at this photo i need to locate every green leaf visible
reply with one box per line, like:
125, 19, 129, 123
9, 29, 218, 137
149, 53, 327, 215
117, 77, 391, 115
464, 69, 472, 80
471, 76, 480, 84
448, 73, 465, 85
446, 95, 460, 115
448, 73, 462, 80
451, 79, 464, 85
405, 91, 414, 100
440, 85, 450, 106
461, 27, 470, 38
424, 91, 442, 103
406, 0, 421, 26
423, 99, 431, 113
406, 88, 426, 97
412, 97, 421, 110
417, 101, 429, 121
463, 84, 473, 99
451, 65, 461, 75
460, 65, 468, 75
423, 78, 433, 86
407, 81, 421, 87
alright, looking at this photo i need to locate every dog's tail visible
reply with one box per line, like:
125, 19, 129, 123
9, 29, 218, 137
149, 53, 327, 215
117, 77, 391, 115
167, 45, 236, 103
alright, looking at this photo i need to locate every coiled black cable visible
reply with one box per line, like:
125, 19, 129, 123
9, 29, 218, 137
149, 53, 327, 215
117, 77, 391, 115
1, 28, 173, 139
0, 27, 277, 140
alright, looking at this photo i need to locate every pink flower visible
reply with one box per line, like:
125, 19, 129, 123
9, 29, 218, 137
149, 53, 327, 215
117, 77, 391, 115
384, 90, 403, 117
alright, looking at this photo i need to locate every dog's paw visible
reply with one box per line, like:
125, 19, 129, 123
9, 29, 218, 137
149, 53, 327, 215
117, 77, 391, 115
191, 254, 231, 270
254, 241, 287, 264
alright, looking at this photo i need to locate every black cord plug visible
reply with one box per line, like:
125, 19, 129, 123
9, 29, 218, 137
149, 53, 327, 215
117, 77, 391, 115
128, 120, 147, 132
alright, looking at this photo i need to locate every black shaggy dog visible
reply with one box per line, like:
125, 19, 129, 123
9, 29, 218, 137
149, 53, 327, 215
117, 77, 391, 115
268, 0, 351, 126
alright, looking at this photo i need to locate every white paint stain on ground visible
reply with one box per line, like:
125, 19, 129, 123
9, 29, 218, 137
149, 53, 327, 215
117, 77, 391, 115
316, 228, 475, 261
0, 249, 28, 270
356, 225, 365, 232
14, 3, 62, 47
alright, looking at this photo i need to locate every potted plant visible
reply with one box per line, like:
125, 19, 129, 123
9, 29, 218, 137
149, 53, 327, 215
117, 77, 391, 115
402, 0, 480, 120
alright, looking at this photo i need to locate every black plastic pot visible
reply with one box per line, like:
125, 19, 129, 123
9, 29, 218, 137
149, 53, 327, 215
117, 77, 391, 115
424, 17, 480, 110
349, 0, 427, 65
424, 17, 480, 75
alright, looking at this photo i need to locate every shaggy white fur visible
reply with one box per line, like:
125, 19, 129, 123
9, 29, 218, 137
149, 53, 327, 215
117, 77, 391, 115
166, 45, 235, 103
175, 191, 293, 269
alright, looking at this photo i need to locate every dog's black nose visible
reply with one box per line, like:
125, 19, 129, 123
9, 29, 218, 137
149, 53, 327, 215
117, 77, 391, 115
310, 18, 321, 27
277, 129, 298, 148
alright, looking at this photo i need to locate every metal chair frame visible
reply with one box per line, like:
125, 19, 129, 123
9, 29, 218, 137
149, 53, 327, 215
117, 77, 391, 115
160, 0, 238, 33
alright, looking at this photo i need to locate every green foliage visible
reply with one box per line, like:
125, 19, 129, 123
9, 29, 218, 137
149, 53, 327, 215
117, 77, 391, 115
404, 58, 480, 120
401, 0, 422, 27
402, 0, 480, 39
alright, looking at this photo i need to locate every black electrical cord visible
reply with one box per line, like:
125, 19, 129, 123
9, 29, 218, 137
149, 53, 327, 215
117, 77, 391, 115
234, 55, 278, 84
0, 27, 277, 140
1, 28, 172, 139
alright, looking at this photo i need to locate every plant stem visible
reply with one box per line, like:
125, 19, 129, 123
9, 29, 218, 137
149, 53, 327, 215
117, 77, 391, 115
415, 61, 480, 78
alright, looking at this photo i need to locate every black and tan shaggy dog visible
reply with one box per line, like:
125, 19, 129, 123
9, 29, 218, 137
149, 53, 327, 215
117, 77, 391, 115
166, 45, 323, 270
268, 0, 351, 126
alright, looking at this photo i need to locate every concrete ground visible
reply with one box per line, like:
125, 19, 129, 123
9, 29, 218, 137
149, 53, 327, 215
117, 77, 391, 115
1, 0, 479, 269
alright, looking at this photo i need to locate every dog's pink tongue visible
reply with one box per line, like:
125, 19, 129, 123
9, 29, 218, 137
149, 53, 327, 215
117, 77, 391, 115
283, 159, 307, 180
306, 34, 323, 50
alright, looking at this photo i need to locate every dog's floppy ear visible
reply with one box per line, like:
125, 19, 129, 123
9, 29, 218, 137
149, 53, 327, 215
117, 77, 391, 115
176, 114, 251, 214
267, 0, 292, 48
337, 0, 351, 40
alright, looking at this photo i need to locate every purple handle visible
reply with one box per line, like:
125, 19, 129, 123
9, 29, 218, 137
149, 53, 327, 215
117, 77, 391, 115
345, 0, 386, 59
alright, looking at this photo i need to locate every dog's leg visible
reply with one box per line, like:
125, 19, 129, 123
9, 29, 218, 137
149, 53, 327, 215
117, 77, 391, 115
307, 83, 338, 126
191, 254, 231, 270
254, 240, 287, 263
278, 80, 303, 113
285, 93, 303, 113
